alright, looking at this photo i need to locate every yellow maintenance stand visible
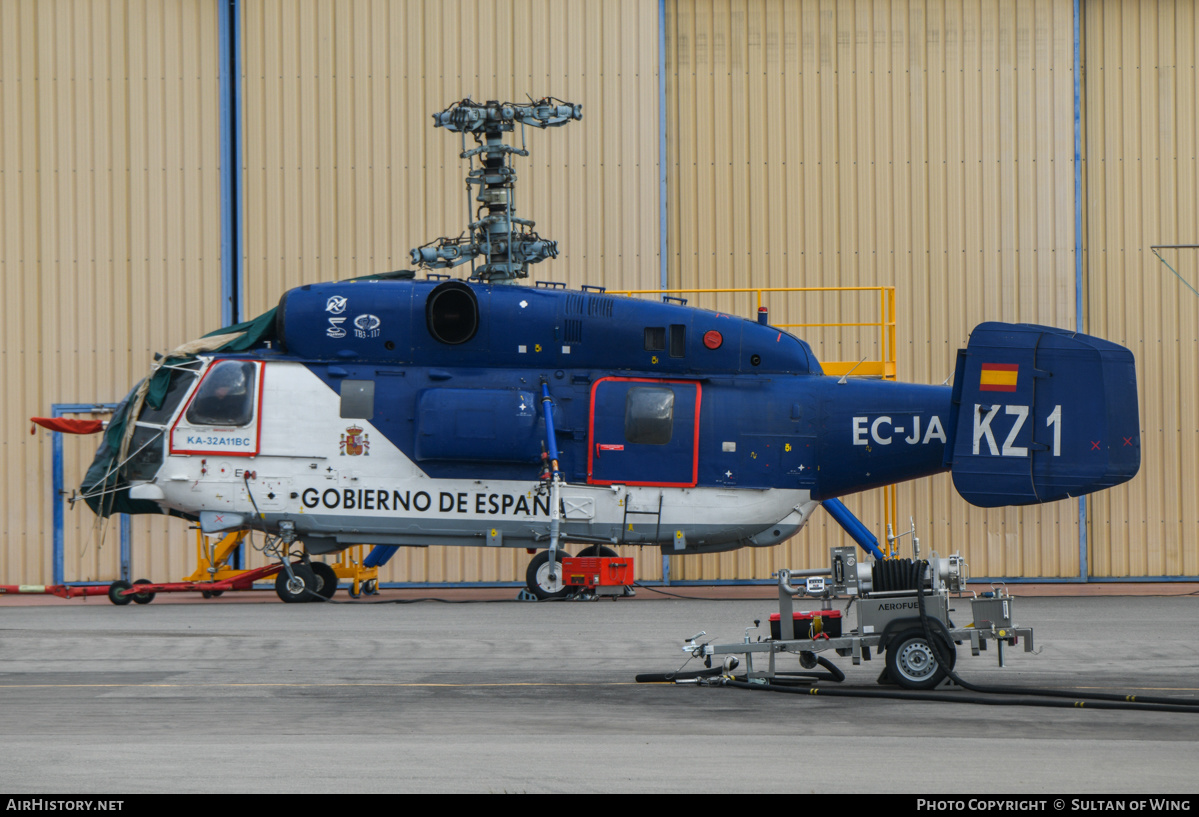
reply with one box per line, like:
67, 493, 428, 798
185, 530, 379, 600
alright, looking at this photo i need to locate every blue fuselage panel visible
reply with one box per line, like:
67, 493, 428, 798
296, 360, 953, 498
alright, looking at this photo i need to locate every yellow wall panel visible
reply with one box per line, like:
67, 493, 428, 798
1, 0, 224, 585
240, 0, 662, 584
1084, 0, 1199, 579
664, 0, 1081, 581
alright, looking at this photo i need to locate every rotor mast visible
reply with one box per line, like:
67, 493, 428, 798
410, 98, 582, 284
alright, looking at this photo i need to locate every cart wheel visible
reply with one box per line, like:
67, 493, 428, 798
131, 578, 156, 605
310, 562, 338, 600
348, 585, 361, 599
201, 590, 225, 599
274, 563, 317, 603
885, 628, 957, 690
577, 545, 619, 558
363, 579, 378, 596
525, 549, 573, 600
107, 580, 134, 606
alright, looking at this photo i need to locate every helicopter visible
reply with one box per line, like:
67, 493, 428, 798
79, 98, 1141, 601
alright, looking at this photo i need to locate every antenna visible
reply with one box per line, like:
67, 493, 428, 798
837, 356, 869, 385
410, 98, 583, 285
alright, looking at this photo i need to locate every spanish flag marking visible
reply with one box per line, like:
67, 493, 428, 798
979, 363, 1019, 392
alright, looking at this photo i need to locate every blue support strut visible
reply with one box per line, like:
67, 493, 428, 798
820, 498, 885, 561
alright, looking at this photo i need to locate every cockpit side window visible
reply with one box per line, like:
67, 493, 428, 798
138, 368, 200, 425
624, 386, 675, 445
185, 361, 258, 426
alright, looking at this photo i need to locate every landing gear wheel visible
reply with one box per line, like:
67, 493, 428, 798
576, 545, 618, 558
132, 578, 156, 605
525, 549, 573, 600
885, 628, 957, 690
107, 580, 133, 606
310, 562, 338, 600
274, 563, 317, 603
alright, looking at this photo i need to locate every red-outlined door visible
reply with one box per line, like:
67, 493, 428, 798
588, 377, 700, 487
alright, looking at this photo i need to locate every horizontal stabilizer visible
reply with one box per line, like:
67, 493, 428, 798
947, 323, 1140, 507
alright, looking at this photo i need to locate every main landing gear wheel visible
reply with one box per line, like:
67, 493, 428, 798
131, 578, 156, 605
525, 549, 573, 600
107, 580, 133, 606
885, 628, 957, 690
275, 563, 317, 603
310, 562, 338, 600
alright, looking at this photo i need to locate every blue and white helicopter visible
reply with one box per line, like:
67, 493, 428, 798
81, 98, 1141, 601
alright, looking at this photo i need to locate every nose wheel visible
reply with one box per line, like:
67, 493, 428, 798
309, 562, 338, 600
274, 563, 317, 603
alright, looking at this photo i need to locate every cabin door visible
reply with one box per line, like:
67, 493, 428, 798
588, 378, 700, 487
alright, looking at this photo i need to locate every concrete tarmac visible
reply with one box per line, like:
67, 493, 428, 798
2, 587, 1198, 793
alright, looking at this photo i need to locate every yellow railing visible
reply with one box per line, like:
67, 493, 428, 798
606, 284, 900, 549
605, 286, 897, 380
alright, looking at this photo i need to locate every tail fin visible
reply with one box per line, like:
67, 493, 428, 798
946, 322, 1140, 507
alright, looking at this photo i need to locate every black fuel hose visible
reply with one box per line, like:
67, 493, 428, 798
637, 655, 846, 685
912, 562, 1199, 712
719, 677, 1199, 713
635, 668, 725, 683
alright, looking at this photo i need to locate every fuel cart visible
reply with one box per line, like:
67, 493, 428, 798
683, 546, 1034, 690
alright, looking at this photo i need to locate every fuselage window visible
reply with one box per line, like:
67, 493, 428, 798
185, 361, 258, 427
340, 379, 375, 419
669, 324, 686, 358
625, 386, 675, 445
126, 426, 167, 481
644, 327, 665, 352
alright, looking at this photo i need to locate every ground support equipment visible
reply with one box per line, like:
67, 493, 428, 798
105, 562, 286, 605
0, 583, 111, 600
189, 529, 361, 602
559, 555, 635, 599
333, 545, 379, 598
682, 546, 1034, 691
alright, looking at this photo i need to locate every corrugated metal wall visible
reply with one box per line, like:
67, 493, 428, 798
239, 0, 663, 583
1, 0, 225, 585
663, 0, 1083, 580
4, 1, 1197, 588
1084, 0, 1199, 578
